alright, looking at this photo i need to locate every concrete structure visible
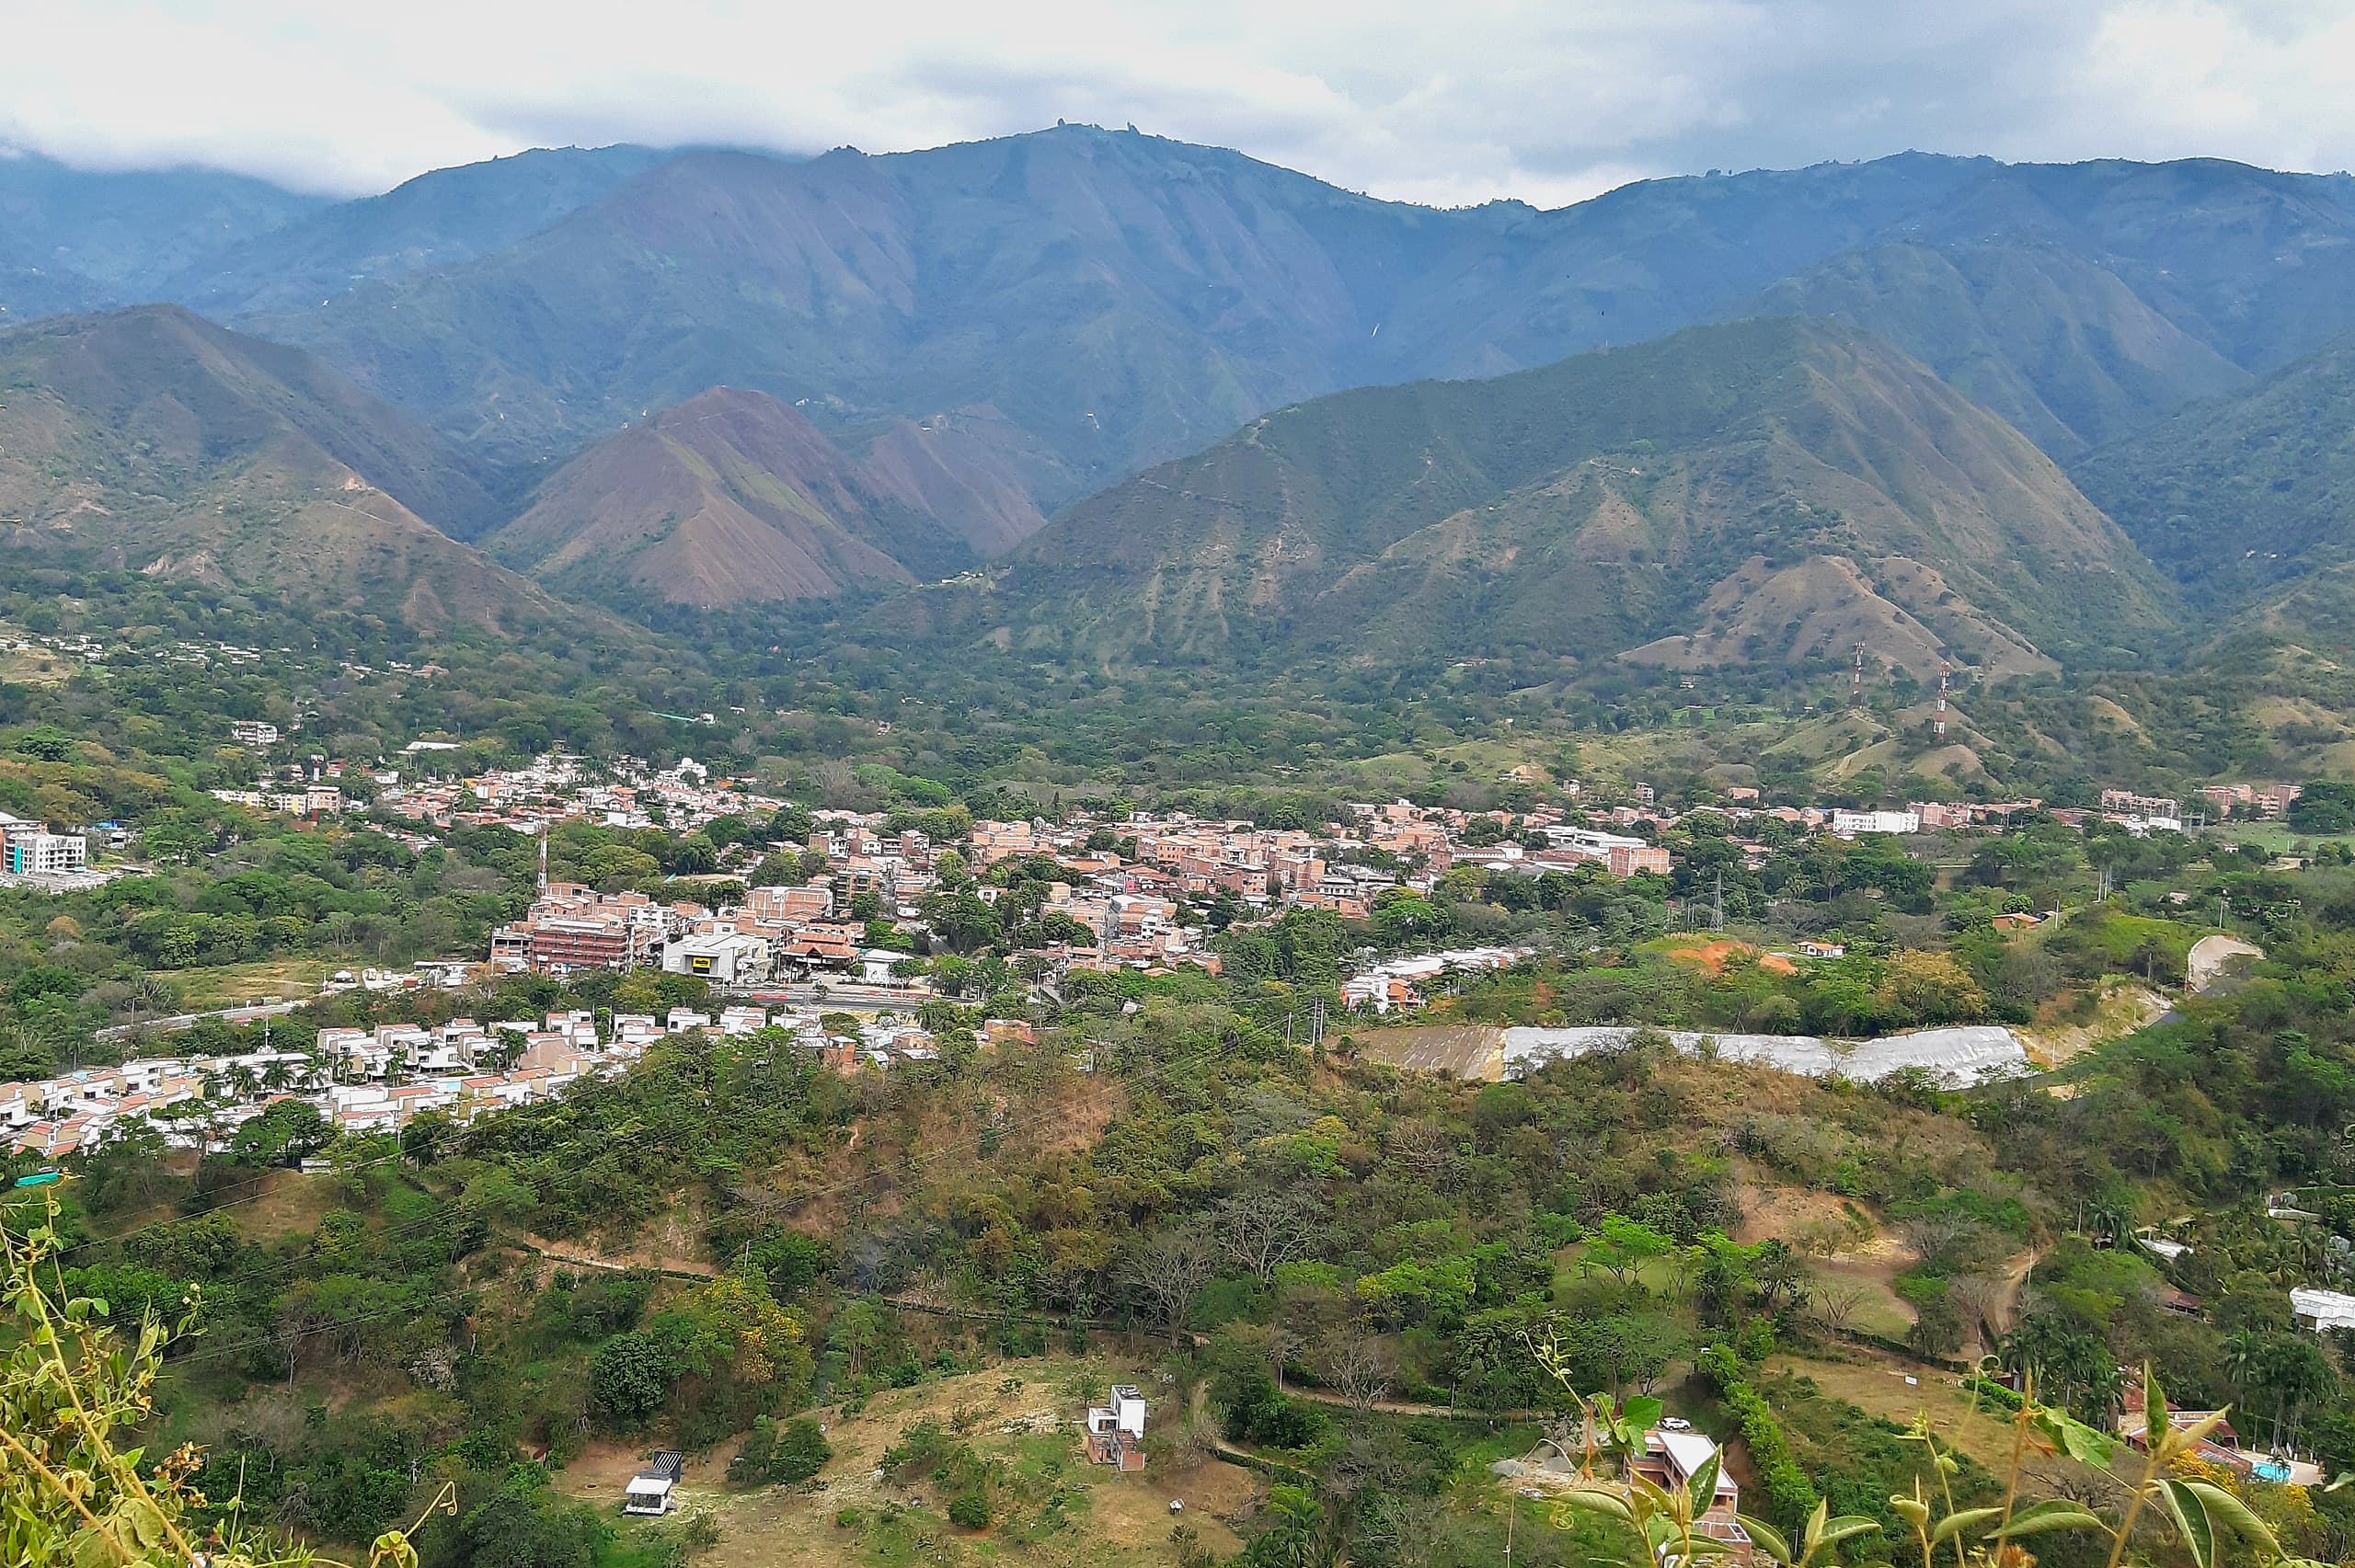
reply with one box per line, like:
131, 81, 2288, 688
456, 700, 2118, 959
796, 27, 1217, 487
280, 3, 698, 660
1343, 946, 1532, 1014
2292, 1287, 2355, 1333
859, 948, 912, 985
662, 931, 774, 986
1633, 1428, 1750, 1560
623, 1451, 684, 1516
1503, 1024, 2028, 1087
1086, 1384, 1147, 1471
1831, 809, 1921, 836
5, 832, 85, 876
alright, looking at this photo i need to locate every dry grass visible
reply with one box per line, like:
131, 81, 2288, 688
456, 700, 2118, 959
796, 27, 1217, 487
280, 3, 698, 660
168, 957, 335, 1012
2016, 980, 2170, 1068
1351, 1025, 1505, 1080
573, 1358, 1259, 1568
1763, 1351, 2021, 1462
227, 1170, 339, 1242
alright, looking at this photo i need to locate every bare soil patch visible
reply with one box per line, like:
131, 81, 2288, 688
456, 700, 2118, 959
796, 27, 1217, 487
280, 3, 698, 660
1665, 939, 1796, 976
1352, 1024, 1504, 1080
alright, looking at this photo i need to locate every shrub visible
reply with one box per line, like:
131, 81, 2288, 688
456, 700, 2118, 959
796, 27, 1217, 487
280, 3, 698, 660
1699, 1347, 1819, 1529
948, 1493, 990, 1529
728, 1415, 834, 1486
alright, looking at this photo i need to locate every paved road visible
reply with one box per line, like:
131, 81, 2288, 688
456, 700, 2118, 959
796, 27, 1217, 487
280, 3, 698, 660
737, 983, 936, 1010
2188, 933, 2263, 991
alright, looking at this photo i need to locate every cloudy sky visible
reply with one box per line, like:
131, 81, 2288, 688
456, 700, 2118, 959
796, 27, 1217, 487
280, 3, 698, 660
6, 0, 2354, 207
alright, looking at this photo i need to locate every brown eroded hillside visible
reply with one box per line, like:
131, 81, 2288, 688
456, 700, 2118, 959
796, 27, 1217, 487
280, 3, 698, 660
488, 387, 1049, 607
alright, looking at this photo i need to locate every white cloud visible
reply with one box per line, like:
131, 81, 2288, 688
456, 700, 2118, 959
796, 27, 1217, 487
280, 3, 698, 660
1, 0, 2351, 201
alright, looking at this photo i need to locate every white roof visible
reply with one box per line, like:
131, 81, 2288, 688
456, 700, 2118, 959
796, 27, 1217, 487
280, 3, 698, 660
2292, 1287, 2355, 1328
624, 1476, 673, 1495
1658, 1431, 1731, 1491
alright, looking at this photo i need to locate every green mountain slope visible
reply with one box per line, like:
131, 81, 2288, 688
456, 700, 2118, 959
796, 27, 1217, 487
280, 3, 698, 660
2073, 334, 2355, 614
946, 318, 2176, 677
1907, 157, 2355, 373
14, 136, 2355, 534
164, 144, 671, 317
258, 128, 1512, 497
1747, 240, 2249, 458
0, 306, 575, 637
0, 148, 321, 309
488, 386, 1048, 606
233, 135, 2355, 515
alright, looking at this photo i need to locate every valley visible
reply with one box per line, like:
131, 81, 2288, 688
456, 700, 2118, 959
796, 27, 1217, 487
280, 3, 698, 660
13, 105, 2355, 1568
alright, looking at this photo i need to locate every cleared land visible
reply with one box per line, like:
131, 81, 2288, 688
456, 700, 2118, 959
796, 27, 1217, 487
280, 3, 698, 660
569, 1359, 1259, 1568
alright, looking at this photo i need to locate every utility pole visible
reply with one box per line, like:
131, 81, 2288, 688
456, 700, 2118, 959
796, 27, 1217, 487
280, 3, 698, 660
1310, 999, 1327, 1052
537, 823, 549, 897
1712, 869, 1724, 933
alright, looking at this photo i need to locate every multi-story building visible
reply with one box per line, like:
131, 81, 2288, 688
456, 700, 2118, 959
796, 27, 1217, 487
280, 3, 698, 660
6, 831, 85, 876
1830, 809, 1922, 837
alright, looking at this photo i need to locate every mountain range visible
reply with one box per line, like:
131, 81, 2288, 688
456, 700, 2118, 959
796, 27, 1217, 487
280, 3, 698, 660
886, 317, 2175, 679
9, 127, 2355, 688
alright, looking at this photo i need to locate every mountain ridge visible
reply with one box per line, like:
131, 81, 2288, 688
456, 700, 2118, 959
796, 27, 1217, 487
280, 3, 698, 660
488, 386, 1050, 606
205, 132, 2355, 525
0, 305, 591, 640
926, 317, 2177, 678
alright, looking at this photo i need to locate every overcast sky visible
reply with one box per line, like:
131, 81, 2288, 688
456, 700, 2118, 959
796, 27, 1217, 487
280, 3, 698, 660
6, 1, 2355, 207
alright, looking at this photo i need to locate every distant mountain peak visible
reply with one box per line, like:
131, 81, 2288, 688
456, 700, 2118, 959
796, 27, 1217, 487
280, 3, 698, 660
488, 384, 1048, 609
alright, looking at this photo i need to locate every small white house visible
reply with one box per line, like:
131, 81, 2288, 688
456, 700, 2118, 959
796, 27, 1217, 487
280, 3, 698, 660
859, 948, 909, 985
623, 1450, 684, 1516
1086, 1384, 1148, 1471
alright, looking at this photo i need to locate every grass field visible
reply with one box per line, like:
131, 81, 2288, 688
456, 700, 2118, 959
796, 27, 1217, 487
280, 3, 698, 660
166, 956, 337, 1012
568, 1358, 1259, 1568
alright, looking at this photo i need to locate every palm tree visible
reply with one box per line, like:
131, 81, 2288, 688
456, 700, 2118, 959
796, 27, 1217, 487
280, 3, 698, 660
2222, 1327, 2261, 1399
2081, 1358, 2127, 1428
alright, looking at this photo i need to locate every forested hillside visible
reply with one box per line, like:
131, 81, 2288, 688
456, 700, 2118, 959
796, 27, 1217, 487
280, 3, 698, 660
913, 318, 2174, 678
2074, 335, 2355, 613
0, 306, 591, 642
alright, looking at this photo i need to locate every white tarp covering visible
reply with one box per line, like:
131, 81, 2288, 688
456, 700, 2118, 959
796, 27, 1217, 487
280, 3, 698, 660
1500, 1024, 2028, 1086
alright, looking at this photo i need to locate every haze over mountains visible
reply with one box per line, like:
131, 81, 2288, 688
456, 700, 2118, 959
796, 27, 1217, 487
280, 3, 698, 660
7, 124, 2355, 680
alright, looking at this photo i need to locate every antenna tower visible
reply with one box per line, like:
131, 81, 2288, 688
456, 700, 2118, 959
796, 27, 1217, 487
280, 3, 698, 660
1852, 643, 1866, 706
1935, 658, 1951, 740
